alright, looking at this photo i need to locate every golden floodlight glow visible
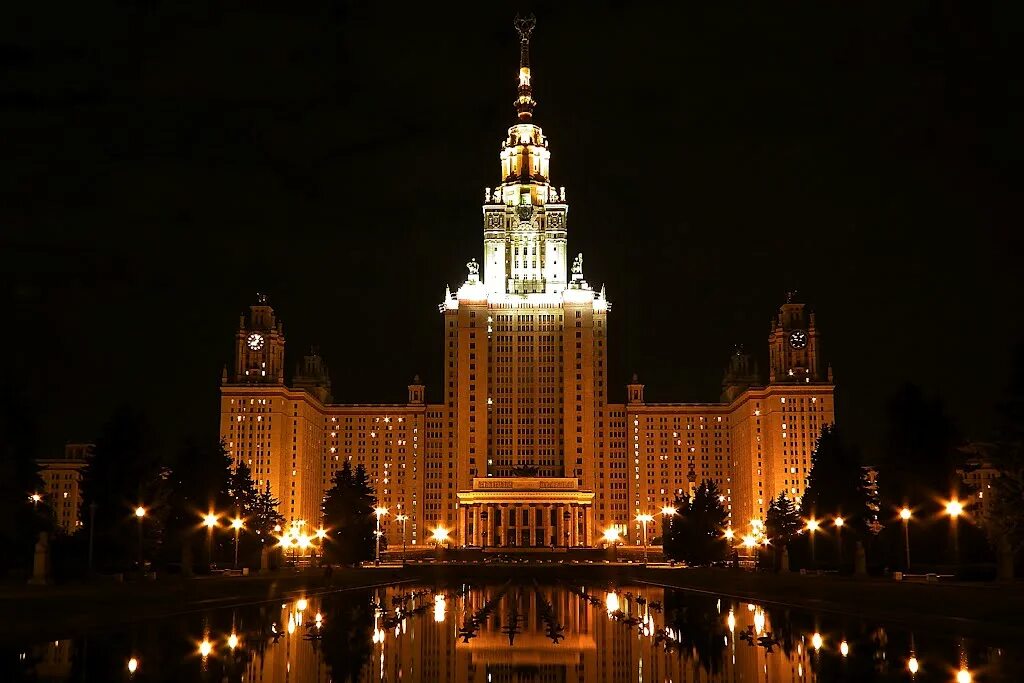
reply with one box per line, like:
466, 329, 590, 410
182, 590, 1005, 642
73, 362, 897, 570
30, 493, 42, 503
603, 527, 621, 544
374, 506, 389, 517
231, 518, 243, 530
297, 534, 312, 550
900, 507, 912, 521
203, 513, 218, 528
811, 632, 823, 651
727, 610, 736, 633
273, 524, 282, 532
434, 594, 446, 623
805, 518, 820, 533
946, 499, 964, 518
840, 640, 849, 657
742, 535, 757, 549
957, 668, 971, 683
316, 528, 327, 539
135, 506, 146, 518
636, 513, 654, 523
605, 591, 619, 613
296, 598, 308, 611
661, 506, 677, 516
724, 527, 735, 540
834, 516, 845, 528
198, 638, 212, 658
127, 657, 139, 674
908, 656, 919, 674
227, 632, 239, 650
431, 526, 450, 543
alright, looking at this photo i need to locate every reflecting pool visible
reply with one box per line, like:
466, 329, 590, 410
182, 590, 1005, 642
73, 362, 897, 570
5, 582, 1020, 681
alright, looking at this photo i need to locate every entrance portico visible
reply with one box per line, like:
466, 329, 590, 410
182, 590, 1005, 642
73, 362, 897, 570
457, 478, 595, 548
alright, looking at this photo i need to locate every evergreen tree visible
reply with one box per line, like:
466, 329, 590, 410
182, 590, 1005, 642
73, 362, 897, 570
664, 481, 728, 565
988, 343, 1024, 552
80, 408, 169, 571
801, 424, 868, 525
227, 461, 259, 518
163, 438, 234, 572
251, 483, 285, 543
766, 494, 802, 546
322, 461, 377, 565
0, 384, 50, 574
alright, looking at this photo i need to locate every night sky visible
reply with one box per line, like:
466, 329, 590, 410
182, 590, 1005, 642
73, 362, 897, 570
4, 2, 1020, 460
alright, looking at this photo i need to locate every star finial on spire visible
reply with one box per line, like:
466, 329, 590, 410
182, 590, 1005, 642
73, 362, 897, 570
514, 14, 537, 121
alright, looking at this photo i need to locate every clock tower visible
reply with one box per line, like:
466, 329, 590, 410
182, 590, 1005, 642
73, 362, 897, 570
229, 293, 285, 385
768, 293, 828, 384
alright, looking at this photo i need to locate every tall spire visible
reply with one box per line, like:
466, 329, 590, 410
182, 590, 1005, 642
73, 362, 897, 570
514, 14, 537, 121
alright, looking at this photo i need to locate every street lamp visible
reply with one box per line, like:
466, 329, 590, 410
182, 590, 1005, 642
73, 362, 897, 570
315, 527, 327, 565
636, 513, 654, 564
30, 493, 42, 506
135, 506, 147, 573
231, 517, 244, 570
603, 527, 621, 562
395, 514, 409, 566
834, 516, 845, 564
945, 498, 963, 564
374, 507, 388, 565
900, 507, 912, 570
805, 518, 820, 567
203, 513, 219, 570
431, 525, 450, 549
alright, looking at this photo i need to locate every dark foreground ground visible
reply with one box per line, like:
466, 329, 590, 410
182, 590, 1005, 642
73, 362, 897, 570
3, 564, 1022, 641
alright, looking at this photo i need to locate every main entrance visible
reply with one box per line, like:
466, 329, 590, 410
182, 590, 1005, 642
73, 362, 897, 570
456, 477, 595, 548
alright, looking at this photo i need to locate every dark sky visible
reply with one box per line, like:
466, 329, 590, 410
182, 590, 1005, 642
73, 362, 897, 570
4, 2, 1020, 460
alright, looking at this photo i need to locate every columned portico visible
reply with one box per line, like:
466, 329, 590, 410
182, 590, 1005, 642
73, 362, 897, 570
457, 478, 595, 548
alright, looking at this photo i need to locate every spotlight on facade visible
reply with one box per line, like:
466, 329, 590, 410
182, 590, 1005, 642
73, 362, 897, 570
432, 526, 450, 544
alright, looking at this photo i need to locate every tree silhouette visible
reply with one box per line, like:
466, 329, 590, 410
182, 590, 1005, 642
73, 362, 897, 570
322, 461, 377, 565
664, 481, 728, 565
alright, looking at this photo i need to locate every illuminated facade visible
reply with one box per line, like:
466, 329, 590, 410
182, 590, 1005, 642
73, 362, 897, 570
37, 443, 91, 533
218, 19, 835, 547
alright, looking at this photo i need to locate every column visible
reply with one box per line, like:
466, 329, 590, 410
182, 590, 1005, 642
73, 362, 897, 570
491, 505, 499, 548
527, 504, 536, 547
570, 506, 578, 547
459, 506, 467, 547
472, 505, 481, 546
585, 506, 593, 547
543, 504, 552, 546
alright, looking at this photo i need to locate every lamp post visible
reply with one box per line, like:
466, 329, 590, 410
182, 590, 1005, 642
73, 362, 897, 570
603, 527, 621, 562
395, 514, 408, 566
431, 526, 450, 550
636, 514, 654, 564
315, 527, 327, 565
374, 507, 388, 566
88, 502, 97, 573
900, 507, 912, 570
30, 493, 42, 508
805, 518, 820, 567
231, 517, 244, 569
945, 499, 963, 566
135, 506, 147, 573
203, 513, 218, 571
834, 516, 845, 565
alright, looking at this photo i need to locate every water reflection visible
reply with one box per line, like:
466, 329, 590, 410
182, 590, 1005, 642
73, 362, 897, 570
7, 584, 1020, 681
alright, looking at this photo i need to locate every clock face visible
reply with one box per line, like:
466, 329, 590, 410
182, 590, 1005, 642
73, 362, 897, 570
247, 333, 265, 351
789, 330, 808, 350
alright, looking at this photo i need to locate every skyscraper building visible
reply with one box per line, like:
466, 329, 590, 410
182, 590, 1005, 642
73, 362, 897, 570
219, 18, 835, 548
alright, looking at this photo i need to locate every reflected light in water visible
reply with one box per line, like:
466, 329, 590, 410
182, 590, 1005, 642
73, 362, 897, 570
198, 639, 212, 658
908, 655, 920, 674
811, 632, 823, 651
127, 657, 138, 674
840, 640, 849, 657
434, 594, 447, 623
753, 608, 765, 635
296, 598, 308, 611
227, 632, 239, 650
957, 668, 972, 683
727, 610, 736, 633
287, 614, 296, 634
605, 591, 619, 614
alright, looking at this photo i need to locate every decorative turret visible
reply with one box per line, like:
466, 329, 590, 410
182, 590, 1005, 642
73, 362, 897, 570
627, 373, 645, 405
293, 347, 332, 403
722, 345, 761, 402
513, 14, 537, 122
232, 293, 286, 384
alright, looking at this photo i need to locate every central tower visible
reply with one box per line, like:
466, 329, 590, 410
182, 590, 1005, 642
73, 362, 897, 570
482, 15, 568, 296
444, 17, 604, 547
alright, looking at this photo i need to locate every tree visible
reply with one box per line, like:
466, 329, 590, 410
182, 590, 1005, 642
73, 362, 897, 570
664, 481, 728, 565
988, 343, 1024, 553
322, 461, 377, 565
80, 408, 169, 571
801, 425, 868, 525
0, 384, 51, 575
227, 461, 259, 518
250, 483, 285, 550
766, 494, 801, 546
163, 438, 234, 572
